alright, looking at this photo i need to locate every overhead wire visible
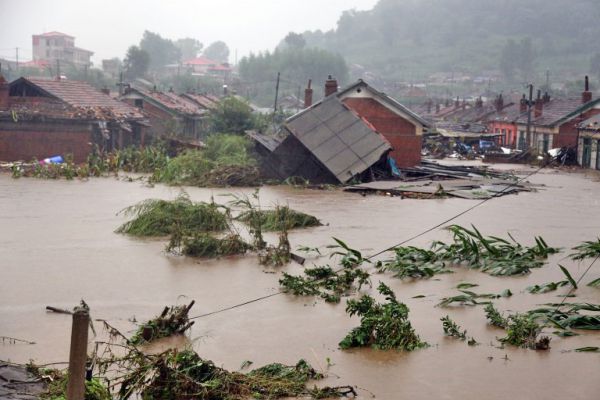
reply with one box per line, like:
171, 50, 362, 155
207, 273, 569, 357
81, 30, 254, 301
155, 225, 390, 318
189, 162, 549, 320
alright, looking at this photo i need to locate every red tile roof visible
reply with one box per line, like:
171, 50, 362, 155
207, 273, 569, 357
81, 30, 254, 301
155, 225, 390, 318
183, 57, 218, 66
20, 77, 144, 119
180, 93, 218, 110
129, 87, 207, 115
514, 97, 600, 126
36, 31, 74, 38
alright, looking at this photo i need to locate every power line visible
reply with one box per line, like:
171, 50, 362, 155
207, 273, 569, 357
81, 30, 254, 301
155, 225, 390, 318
189, 163, 548, 320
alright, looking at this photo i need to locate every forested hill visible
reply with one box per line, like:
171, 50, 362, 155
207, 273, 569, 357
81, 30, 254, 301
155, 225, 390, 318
298, 0, 600, 82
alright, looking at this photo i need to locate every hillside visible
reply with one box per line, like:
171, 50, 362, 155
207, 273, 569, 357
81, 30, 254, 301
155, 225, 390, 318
297, 0, 600, 84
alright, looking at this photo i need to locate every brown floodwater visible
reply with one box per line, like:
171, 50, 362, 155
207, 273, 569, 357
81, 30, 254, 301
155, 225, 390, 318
1, 163, 599, 399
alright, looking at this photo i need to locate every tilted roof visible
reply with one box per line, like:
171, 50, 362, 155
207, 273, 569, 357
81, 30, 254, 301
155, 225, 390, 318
180, 92, 219, 110
10, 77, 144, 119
125, 87, 207, 116
284, 95, 391, 183
513, 97, 600, 127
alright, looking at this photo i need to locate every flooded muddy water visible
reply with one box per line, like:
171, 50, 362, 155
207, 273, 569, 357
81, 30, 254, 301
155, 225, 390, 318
1, 164, 599, 399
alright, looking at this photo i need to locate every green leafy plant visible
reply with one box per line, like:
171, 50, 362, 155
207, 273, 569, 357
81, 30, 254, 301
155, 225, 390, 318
129, 301, 195, 345
441, 315, 467, 339
339, 282, 427, 351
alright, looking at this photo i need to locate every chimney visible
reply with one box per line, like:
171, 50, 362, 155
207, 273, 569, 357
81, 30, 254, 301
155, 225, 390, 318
426, 99, 432, 113
461, 98, 466, 110
324, 75, 338, 97
543, 91, 551, 103
534, 90, 543, 118
519, 94, 527, 113
494, 94, 504, 112
582, 75, 592, 103
476, 96, 483, 109
100, 87, 110, 96
454, 96, 459, 108
304, 79, 313, 108
436, 103, 441, 113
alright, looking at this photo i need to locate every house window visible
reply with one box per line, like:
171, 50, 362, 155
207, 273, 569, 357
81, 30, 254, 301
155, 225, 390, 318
597, 140, 600, 170
542, 134, 549, 153
134, 99, 143, 109
518, 131, 526, 150
582, 138, 592, 168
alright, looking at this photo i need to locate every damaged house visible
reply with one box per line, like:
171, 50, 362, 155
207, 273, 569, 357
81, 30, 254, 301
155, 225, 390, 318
250, 78, 428, 184
0, 75, 147, 163
120, 86, 208, 140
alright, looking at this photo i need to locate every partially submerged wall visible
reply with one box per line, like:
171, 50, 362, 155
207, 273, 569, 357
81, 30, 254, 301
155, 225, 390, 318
0, 119, 93, 162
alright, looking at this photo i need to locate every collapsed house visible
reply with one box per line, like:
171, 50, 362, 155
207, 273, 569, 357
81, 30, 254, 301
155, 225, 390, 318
120, 86, 209, 140
0, 75, 148, 162
249, 78, 428, 184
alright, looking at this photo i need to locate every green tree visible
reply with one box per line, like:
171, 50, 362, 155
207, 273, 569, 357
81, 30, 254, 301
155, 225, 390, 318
123, 46, 150, 79
283, 32, 306, 49
209, 97, 254, 134
140, 30, 181, 69
203, 41, 230, 63
176, 38, 203, 62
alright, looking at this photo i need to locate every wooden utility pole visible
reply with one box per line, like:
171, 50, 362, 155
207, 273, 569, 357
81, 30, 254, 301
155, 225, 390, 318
273, 72, 280, 113
66, 307, 89, 400
15, 47, 19, 74
525, 84, 533, 150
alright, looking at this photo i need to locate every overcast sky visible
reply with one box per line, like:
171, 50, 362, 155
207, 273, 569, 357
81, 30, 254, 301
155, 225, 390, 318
0, 0, 377, 66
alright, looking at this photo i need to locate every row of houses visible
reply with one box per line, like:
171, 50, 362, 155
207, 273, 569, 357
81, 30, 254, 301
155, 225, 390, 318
0, 74, 221, 162
412, 77, 600, 169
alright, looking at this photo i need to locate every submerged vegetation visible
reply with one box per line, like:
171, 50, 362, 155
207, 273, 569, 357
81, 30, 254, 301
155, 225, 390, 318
379, 225, 558, 278
109, 348, 355, 400
151, 135, 260, 187
116, 193, 229, 237
280, 238, 371, 303
339, 282, 427, 351
237, 206, 322, 231
170, 233, 250, 258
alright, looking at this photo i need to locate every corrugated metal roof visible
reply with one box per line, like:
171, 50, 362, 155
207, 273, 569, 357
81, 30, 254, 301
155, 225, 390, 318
285, 96, 391, 183
19, 77, 144, 119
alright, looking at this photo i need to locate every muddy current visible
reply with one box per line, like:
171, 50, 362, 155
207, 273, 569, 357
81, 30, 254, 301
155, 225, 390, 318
1, 164, 599, 399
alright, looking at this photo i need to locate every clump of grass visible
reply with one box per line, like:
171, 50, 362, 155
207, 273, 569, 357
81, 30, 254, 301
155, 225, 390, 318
441, 315, 467, 339
527, 304, 600, 331
526, 264, 578, 293
484, 303, 508, 328
570, 238, 600, 261
116, 193, 228, 237
237, 206, 322, 231
174, 233, 250, 258
151, 135, 260, 187
433, 225, 559, 276
377, 246, 452, 279
279, 238, 371, 303
378, 225, 558, 279
129, 302, 195, 345
111, 348, 355, 399
339, 282, 427, 351
500, 314, 543, 348
25, 362, 110, 400
438, 289, 510, 307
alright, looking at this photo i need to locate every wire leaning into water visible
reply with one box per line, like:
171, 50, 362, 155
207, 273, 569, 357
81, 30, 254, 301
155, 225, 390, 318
189, 163, 548, 320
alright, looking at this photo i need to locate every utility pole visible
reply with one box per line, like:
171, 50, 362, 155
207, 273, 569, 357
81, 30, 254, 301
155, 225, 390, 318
273, 72, 280, 113
15, 47, 19, 74
545, 69, 550, 89
525, 84, 533, 151
56, 59, 61, 79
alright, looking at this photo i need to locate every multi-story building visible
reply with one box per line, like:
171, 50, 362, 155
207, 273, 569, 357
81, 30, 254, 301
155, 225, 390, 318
32, 31, 93, 69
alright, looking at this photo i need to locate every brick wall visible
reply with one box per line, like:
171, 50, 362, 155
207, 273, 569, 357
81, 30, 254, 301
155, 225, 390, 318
0, 120, 92, 162
556, 108, 600, 148
342, 97, 421, 167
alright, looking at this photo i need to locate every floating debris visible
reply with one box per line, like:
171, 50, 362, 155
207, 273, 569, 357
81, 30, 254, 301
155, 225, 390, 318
129, 301, 195, 345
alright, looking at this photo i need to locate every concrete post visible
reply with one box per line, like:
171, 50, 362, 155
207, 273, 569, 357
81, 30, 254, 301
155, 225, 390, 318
66, 307, 89, 400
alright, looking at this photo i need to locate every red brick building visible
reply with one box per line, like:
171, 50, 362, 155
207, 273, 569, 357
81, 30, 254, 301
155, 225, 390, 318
0, 76, 147, 162
332, 79, 429, 168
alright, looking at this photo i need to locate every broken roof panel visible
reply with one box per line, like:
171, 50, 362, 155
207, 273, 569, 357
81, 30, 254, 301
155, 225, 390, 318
284, 96, 391, 183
